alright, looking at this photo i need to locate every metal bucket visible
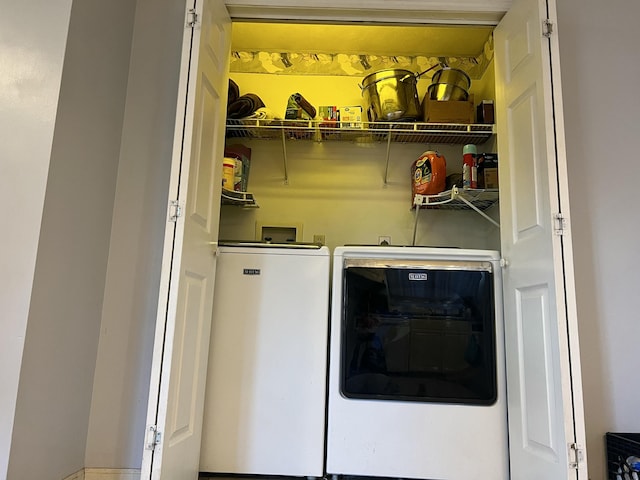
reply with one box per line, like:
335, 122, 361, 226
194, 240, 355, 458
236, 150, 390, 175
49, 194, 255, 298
427, 83, 469, 102
428, 68, 471, 101
361, 69, 422, 122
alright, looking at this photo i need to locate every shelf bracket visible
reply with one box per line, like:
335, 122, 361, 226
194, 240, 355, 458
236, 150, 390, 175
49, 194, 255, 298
412, 201, 421, 246
455, 192, 500, 228
411, 188, 500, 245
280, 129, 289, 184
383, 132, 392, 185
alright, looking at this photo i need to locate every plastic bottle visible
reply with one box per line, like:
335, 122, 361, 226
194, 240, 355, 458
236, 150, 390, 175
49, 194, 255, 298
412, 150, 447, 197
462, 144, 477, 189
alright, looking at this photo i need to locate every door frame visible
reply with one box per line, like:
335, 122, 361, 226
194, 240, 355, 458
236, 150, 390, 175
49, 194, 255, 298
219, 0, 585, 477
142, 0, 586, 477
141, 0, 231, 478
224, 0, 511, 24
544, 0, 587, 469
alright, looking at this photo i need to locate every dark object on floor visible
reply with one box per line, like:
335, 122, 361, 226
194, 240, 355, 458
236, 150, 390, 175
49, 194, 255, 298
606, 432, 640, 479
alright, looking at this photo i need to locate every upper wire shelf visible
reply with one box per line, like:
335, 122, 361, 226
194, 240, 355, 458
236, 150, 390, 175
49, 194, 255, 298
226, 118, 495, 145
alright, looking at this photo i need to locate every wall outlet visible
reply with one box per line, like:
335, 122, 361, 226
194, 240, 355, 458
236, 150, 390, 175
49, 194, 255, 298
313, 234, 326, 245
378, 236, 391, 245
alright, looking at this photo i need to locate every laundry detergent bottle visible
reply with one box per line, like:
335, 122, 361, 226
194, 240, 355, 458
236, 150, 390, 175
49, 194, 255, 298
412, 150, 447, 199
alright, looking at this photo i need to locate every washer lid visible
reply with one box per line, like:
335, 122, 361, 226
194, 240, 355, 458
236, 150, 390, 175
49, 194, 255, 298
218, 240, 323, 250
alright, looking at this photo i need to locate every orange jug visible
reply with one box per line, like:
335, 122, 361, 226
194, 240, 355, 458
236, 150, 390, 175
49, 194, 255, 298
412, 150, 447, 197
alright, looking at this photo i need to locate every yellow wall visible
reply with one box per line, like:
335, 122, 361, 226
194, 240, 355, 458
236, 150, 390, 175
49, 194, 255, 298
230, 69, 493, 119
221, 72, 499, 251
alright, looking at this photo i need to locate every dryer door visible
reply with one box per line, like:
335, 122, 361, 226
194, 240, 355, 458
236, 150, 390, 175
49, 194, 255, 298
341, 258, 497, 405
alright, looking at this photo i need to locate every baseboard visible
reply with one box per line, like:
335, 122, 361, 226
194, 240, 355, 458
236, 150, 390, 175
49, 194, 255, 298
85, 469, 141, 480
63, 470, 84, 480
64, 469, 141, 480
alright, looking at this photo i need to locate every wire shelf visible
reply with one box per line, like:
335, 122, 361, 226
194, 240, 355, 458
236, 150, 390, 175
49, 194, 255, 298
221, 188, 258, 207
414, 187, 499, 211
411, 187, 500, 245
226, 119, 494, 145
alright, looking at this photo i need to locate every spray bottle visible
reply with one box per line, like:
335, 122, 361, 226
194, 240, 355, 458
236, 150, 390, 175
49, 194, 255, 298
462, 144, 477, 189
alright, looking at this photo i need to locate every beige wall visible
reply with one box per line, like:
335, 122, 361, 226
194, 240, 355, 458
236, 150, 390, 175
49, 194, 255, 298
6, 0, 137, 478
220, 72, 499, 250
83, 0, 188, 468
0, 0, 73, 477
218, 140, 499, 250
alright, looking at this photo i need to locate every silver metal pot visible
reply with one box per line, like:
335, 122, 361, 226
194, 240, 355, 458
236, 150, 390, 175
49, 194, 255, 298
361, 69, 422, 122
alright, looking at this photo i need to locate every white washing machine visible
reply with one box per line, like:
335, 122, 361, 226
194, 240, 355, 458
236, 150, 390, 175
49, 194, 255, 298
326, 246, 509, 480
200, 243, 330, 477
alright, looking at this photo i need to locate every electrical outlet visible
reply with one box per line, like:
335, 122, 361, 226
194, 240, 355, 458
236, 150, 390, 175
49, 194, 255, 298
378, 236, 391, 245
313, 234, 325, 245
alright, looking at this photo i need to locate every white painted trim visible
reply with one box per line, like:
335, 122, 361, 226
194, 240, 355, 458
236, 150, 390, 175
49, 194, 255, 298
71, 468, 141, 480
224, 0, 512, 24
63, 469, 84, 480
63, 469, 141, 480
545, 0, 588, 477
224, 0, 512, 11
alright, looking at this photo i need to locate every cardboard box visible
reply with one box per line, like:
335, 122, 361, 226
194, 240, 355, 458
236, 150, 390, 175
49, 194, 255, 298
422, 95, 475, 124
339, 106, 363, 128
477, 153, 499, 189
476, 100, 495, 124
319, 106, 338, 127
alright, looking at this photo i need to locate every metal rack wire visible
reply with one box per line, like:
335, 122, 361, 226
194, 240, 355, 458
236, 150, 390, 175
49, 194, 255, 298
226, 119, 495, 184
412, 187, 500, 245
226, 119, 494, 144
221, 188, 258, 207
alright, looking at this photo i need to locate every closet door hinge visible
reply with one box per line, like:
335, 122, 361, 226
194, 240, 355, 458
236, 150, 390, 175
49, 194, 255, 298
145, 425, 162, 451
554, 213, 567, 236
169, 200, 183, 222
568, 442, 585, 469
543, 19, 554, 38
187, 8, 198, 28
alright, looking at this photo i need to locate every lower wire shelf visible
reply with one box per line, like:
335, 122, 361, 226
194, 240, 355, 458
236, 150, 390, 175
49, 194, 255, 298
413, 187, 499, 211
412, 187, 500, 245
221, 188, 258, 207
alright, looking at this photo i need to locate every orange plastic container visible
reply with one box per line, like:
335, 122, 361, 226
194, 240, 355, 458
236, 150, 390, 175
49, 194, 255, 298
412, 150, 447, 197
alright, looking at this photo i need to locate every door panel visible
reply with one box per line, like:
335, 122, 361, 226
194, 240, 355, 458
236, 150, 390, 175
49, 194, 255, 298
518, 285, 557, 456
141, 0, 230, 479
192, 75, 221, 229
510, 93, 541, 235
167, 271, 207, 446
495, 0, 586, 478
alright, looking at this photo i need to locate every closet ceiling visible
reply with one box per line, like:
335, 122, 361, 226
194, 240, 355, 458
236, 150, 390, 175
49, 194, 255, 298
231, 22, 493, 57
230, 22, 495, 78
